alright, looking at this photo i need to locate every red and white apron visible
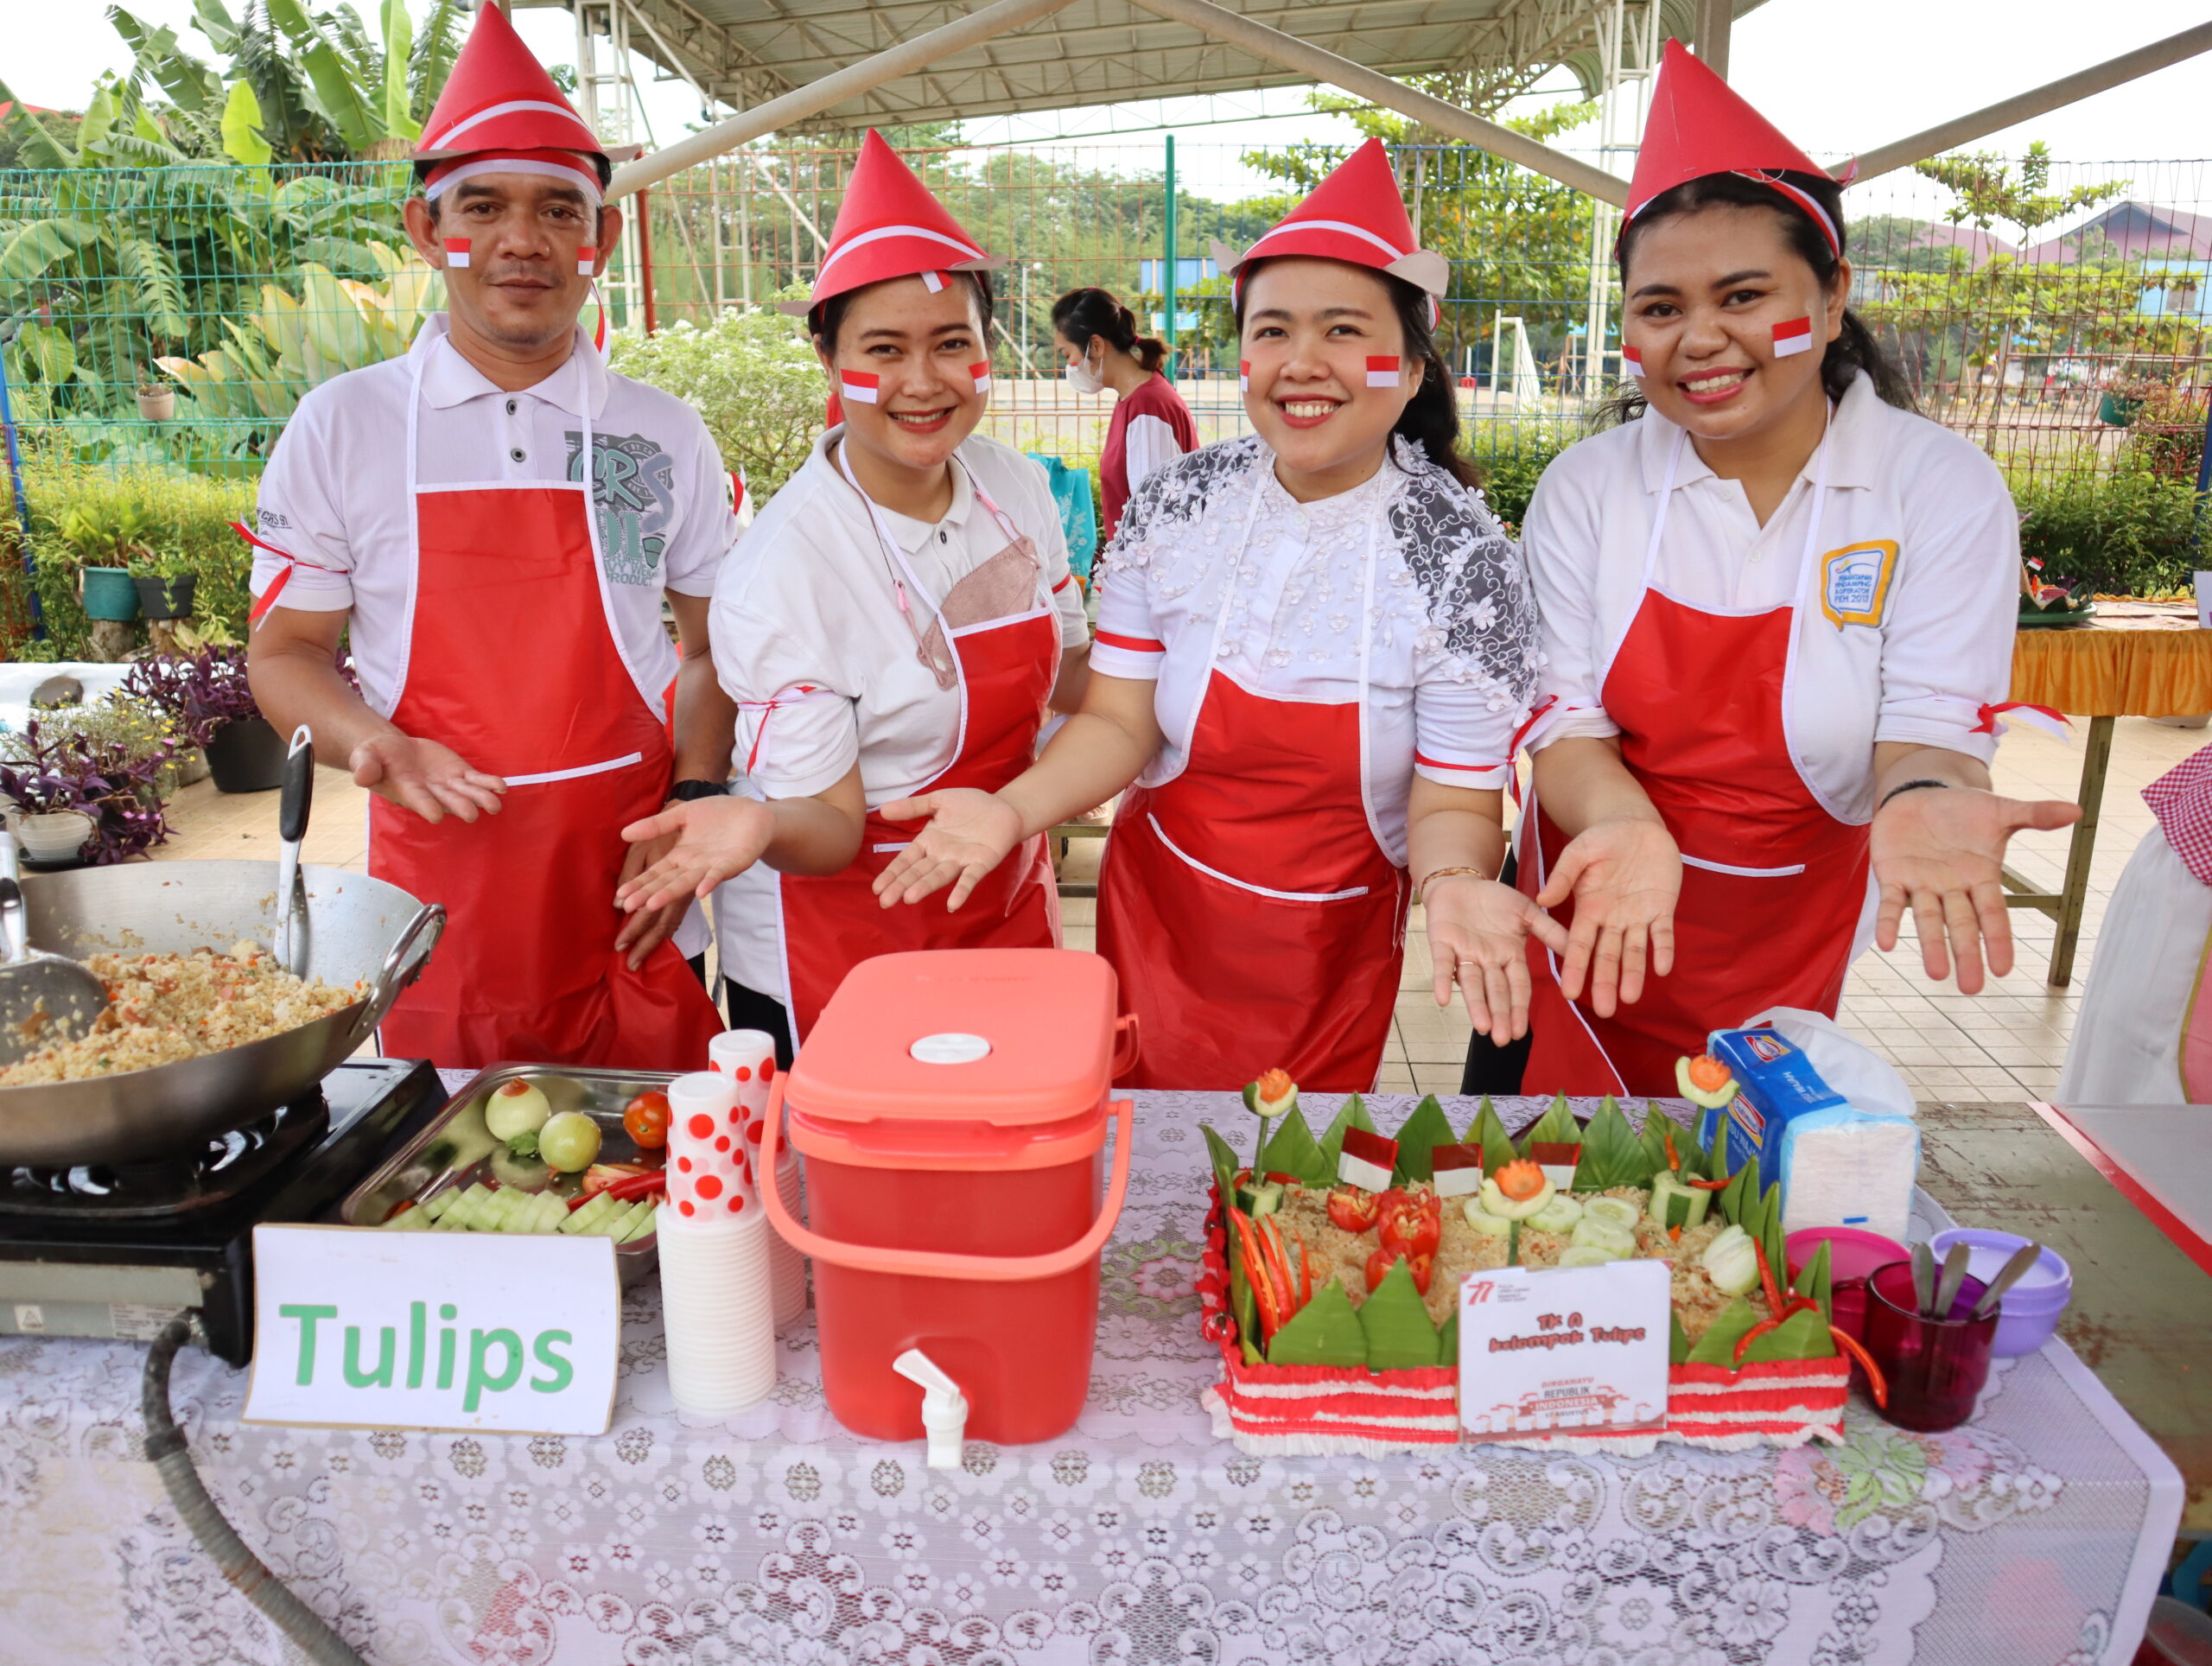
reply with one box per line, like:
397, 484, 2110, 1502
772, 444, 1064, 1042
1518, 428, 1869, 1096
1096, 477, 1407, 1091
372, 344, 723, 1070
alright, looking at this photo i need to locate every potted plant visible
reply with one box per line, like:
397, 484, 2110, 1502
0, 715, 175, 867
122, 646, 281, 792
2101, 372, 2161, 429
58, 502, 151, 622
130, 543, 199, 622
135, 367, 175, 423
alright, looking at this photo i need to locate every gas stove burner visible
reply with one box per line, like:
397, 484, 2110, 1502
2, 1095, 332, 1222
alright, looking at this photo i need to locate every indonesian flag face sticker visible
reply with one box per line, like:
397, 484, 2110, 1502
1623, 344, 1645, 379
1238, 359, 1251, 391
968, 361, 992, 395
442, 238, 471, 269
1364, 355, 1402, 389
575, 245, 597, 277
1771, 315, 1815, 358
839, 371, 880, 405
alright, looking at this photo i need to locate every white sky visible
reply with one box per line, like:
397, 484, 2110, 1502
4, 0, 2208, 186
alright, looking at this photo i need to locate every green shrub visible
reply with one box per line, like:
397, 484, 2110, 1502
608, 304, 824, 506
1466, 422, 1576, 531
11, 452, 256, 658
2015, 464, 2208, 596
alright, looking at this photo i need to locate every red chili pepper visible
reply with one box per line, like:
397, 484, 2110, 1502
1733, 1315, 1783, 1365
1753, 1235, 1784, 1320
1664, 1129, 1681, 1172
1229, 1209, 1284, 1339
1257, 1217, 1299, 1319
1296, 1233, 1313, 1308
604, 1170, 667, 1202
1829, 1326, 1890, 1408
1686, 1174, 1732, 1191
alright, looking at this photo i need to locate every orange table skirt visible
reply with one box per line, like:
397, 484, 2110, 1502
2012, 612, 2212, 717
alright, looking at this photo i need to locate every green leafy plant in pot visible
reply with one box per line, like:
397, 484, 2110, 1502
58, 503, 152, 622
122, 647, 282, 792
129, 541, 199, 622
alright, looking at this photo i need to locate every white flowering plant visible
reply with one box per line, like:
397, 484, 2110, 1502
611, 296, 825, 506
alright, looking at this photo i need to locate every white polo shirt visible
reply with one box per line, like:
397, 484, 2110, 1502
249, 315, 734, 717
1526, 372, 2018, 822
710, 429, 1089, 996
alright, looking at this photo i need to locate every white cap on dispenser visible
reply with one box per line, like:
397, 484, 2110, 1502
891, 1349, 968, 1470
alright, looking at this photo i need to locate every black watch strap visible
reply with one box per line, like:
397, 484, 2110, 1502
667, 779, 731, 803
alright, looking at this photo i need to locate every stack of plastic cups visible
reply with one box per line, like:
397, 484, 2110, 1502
658, 1071, 776, 1415
711, 1029, 807, 1330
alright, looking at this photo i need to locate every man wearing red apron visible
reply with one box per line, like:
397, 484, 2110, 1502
244, 5, 730, 1070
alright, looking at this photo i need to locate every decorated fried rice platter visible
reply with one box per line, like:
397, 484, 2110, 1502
1197, 1066, 1874, 1458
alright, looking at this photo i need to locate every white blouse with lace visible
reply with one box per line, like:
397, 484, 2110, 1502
1091, 433, 1539, 865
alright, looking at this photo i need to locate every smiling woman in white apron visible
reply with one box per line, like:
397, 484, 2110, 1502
1496, 41, 2079, 1097
866, 140, 1555, 1092
615, 132, 1090, 1061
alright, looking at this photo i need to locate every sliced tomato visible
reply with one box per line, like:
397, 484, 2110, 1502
1325, 1185, 1382, 1233
1365, 1247, 1434, 1296
1376, 1192, 1442, 1260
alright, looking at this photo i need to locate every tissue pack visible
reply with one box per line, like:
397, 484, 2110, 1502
1699, 1026, 1919, 1242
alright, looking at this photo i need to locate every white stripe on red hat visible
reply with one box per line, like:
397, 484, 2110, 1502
840, 372, 880, 404
921, 269, 946, 292
968, 361, 992, 394
576, 245, 597, 277
1365, 355, 1401, 388
442, 238, 471, 268
1623, 344, 1645, 378
1246, 216, 1408, 264
428, 98, 592, 153
1238, 359, 1250, 391
1771, 316, 1815, 358
817, 224, 982, 285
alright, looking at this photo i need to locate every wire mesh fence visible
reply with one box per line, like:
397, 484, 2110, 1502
4, 143, 2209, 496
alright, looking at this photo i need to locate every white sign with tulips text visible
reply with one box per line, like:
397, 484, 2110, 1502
1457, 1261, 1670, 1439
242, 1224, 620, 1435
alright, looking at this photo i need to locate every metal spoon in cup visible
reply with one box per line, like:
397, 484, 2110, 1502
1968, 1243, 2045, 1321
1931, 1242, 1973, 1319
1910, 1242, 1938, 1318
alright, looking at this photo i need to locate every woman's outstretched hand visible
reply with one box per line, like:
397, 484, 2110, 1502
873, 788, 1025, 910
1535, 814, 1681, 1017
616, 797, 774, 918
1872, 785, 2080, 992
1425, 875, 1569, 1044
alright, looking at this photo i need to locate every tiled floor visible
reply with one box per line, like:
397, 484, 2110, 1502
156, 715, 2211, 1102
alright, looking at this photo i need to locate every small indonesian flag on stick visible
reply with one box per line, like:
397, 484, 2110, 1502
442, 238, 471, 268
1238, 359, 1251, 391
839, 372, 880, 405
969, 361, 993, 395
1529, 1141, 1582, 1191
1771, 315, 1815, 358
576, 245, 597, 277
1365, 355, 1402, 388
1623, 344, 1645, 379
1429, 1143, 1485, 1199
1338, 1127, 1399, 1192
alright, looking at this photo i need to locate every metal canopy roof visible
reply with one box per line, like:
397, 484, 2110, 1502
533, 0, 1761, 131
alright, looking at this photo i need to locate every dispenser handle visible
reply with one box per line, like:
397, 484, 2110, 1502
1110, 1013, 1140, 1079
760, 1075, 1134, 1284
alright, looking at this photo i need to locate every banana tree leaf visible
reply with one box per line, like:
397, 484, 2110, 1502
1267, 1281, 1368, 1367
1259, 1108, 1332, 1189
1316, 1093, 1376, 1176
1742, 1304, 1836, 1364
221, 79, 274, 166
1202, 1124, 1241, 1205
1359, 1259, 1440, 1370
1761, 1184, 1789, 1299
1685, 1297, 1763, 1367
1571, 1097, 1647, 1192
1792, 1240, 1834, 1328
1438, 1310, 1459, 1368
1463, 1097, 1516, 1178
1669, 1311, 1691, 1366
1639, 1104, 1702, 1178
1391, 1095, 1459, 1183
378, 0, 421, 142
1516, 1094, 1580, 1156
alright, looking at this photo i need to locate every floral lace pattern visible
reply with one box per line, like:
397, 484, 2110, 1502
0, 1092, 2169, 1664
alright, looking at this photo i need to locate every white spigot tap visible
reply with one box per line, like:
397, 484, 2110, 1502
890, 1349, 968, 1471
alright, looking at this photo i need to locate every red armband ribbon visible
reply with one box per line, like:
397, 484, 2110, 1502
1972, 701, 2071, 742
234, 521, 343, 629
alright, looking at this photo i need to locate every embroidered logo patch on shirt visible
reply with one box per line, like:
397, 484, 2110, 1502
1819, 539, 1898, 628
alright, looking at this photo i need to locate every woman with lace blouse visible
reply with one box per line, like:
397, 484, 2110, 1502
870, 141, 1559, 1090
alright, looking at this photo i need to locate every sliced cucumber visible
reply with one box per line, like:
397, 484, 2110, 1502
421, 1191, 455, 1222
619, 1205, 658, 1243
1584, 1197, 1642, 1232
1560, 1244, 1624, 1267
1528, 1194, 1585, 1236
1460, 1201, 1512, 1237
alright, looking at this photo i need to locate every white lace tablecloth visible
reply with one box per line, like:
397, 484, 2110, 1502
0, 1093, 2183, 1666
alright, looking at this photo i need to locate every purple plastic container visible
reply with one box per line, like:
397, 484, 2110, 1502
1927, 1227, 2072, 1358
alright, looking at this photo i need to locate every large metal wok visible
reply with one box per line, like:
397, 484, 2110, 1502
1, 861, 442, 1167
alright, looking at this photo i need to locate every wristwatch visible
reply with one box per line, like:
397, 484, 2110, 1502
667, 779, 731, 803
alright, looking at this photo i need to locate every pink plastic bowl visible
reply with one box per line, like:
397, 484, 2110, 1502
1787, 1226, 1909, 1344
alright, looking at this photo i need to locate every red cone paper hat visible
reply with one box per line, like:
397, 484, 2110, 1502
414, 1, 639, 173
787, 130, 1002, 316
1210, 137, 1447, 302
1627, 39, 1840, 253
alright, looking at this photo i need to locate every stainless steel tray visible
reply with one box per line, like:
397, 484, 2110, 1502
338, 1064, 673, 1287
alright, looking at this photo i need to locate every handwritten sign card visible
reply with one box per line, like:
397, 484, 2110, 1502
1457, 1261, 1669, 1440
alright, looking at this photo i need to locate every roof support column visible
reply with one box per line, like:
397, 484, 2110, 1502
1692, 0, 1731, 80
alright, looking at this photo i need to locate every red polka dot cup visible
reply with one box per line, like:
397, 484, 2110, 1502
709, 1029, 778, 1154
667, 1071, 756, 1219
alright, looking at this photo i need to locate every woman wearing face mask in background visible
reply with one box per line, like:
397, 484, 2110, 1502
868, 141, 1555, 1092
1052, 289, 1197, 544
613, 132, 1090, 1064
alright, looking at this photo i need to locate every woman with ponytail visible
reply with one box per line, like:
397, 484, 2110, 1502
1491, 41, 2077, 1097
868, 140, 1554, 1091
1051, 288, 1196, 539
